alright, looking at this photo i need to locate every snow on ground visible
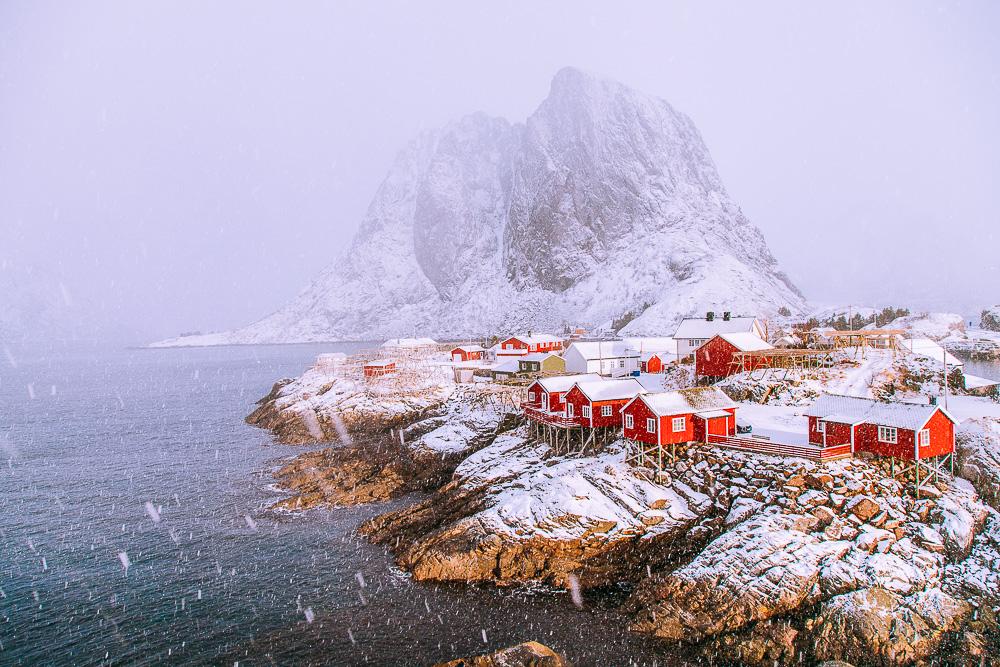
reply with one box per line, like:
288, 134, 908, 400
453, 433, 713, 541
735, 402, 809, 444
886, 312, 966, 341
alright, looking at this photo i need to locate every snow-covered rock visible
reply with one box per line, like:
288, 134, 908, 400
981, 306, 1000, 332
153, 67, 804, 346
885, 312, 966, 341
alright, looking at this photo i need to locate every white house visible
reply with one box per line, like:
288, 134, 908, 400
563, 341, 640, 377
673, 313, 764, 359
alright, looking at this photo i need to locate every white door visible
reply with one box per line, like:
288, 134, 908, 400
452, 353, 462, 362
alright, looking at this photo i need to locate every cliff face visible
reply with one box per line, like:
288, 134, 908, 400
156, 67, 804, 347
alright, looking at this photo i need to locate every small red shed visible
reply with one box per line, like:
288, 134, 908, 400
621, 387, 737, 447
804, 393, 957, 460
695, 332, 774, 380
362, 360, 397, 378
639, 352, 664, 374
564, 378, 647, 428
451, 345, 485, 362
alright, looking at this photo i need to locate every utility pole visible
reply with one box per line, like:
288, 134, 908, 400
943, 349, 949, 409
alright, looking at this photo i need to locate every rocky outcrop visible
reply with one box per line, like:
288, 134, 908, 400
956, 419, 1000, 506
433, 641, 569, 667
361, 435, 723, 588
810, 588, 970, 665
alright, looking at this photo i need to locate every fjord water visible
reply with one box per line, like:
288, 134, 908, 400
0, 344, 674, 666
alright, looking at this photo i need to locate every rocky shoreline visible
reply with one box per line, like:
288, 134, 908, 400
250, 360, 1000, 666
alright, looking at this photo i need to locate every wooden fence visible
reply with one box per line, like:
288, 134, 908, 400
707, 434, 852, 462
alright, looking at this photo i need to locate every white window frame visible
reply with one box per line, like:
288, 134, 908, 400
618, 360, 625, 368
582, 405, 591, 418
601, 405, 613, 417
625, 414, 634, 429
528, 391, 536, 401
816, 420, 825, 434
646, 418, 656, 433
567, 403, 574, 418
541, 394, 549, 410
918, 429, 930, 447
672, 417, 686, 432
878, 425, 898, 444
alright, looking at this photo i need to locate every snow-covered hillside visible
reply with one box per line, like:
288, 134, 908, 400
154, 67, 805, 347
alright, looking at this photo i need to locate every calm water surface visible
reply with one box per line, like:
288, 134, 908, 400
0, 344, 684, 666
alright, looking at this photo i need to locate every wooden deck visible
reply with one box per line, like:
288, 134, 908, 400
707, 434, 852, 462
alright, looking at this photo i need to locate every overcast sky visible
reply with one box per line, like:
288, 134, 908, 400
2, 1, 998, 342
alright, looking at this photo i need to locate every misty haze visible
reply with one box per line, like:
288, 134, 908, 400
2, 2, 1000, 666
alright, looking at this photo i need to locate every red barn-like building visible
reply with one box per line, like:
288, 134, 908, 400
639, 352, 665, 374
451, 345, 485, 362
497, 334, 564, 357
621, 387, 737, 448
524, 373, 601, 417
804, 394, 956, 461
362, 360, 397, 378
695, 332, 775, 380
564, 379, 647, 428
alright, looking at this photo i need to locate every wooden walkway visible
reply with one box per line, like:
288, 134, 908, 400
707, 434, 852, 462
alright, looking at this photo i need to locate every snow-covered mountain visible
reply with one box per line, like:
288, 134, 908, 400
155, 67, 805, 346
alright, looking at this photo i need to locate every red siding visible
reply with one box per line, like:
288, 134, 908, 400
363, 362, 396, 378
524, 381, 544, 409
693, 409, 737, 441
451, 348, 483, 362
500, 337, 564, 354
695, 336, 771, 379
622, 398, 659, 445
640, 355, 663, 374
849, 408, 954, 461
921, 409, 955, 458
564, 386, 632, 427
808, 416, 853, 448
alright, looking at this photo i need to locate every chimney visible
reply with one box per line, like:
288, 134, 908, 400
706, 311, 715, 321
929, 395, 938, 406
723, 311, 731, 321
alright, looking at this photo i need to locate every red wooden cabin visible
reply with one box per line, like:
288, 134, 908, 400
621, 387, 737, 447
695, 332, 774, 380
362, 360, 397, 378
804, 393, 956, 460
564, 378, 647, 428
451, 345, 485, 362
498, 334, 564, 357
639, 352, 664, 374
523, 373, 602, 428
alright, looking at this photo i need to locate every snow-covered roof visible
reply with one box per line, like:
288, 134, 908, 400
623, 337, 678, 355
382, 337, 438, 348
630, 387, 736, 417
572, 378, 647, 402
717, 332, 774, 352
673, 317, 759, 339
964, 374, 999, 390
534, 373, 602, 393
520, 352, 561, 362
451, 344, 485, 353
565, 341, 639, 360
490, 359, 521, 373
640, 351, 663, 362
504, 333, 563, 345
901, 337, 963, 367
364, 359, 395, 367
804, 393, 957, 431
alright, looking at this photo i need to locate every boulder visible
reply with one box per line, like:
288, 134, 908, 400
845, 496, 880, 522
434, 641, 569, 667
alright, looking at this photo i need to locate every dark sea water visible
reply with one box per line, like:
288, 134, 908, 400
0, 344, 685, 666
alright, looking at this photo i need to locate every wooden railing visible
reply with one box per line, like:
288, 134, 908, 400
707, 434, 852, 462
523, 405, 579, 428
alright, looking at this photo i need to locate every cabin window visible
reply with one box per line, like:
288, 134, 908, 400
919, 429, 930, 447
878, 426, 898, 444
672, 417, 686, 432
582, 405, 591, 418
625, 414, 634, 429
567, 404, 574, 418
619, 360, 625, 368
528, 392, 536, 401
646, 418, 656, 433
601, 405, 613, 417
816, 420, 826, 434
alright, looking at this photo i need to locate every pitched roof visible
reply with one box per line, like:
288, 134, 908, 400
452, 345, 485, 353
572, 378, 647, 402
902, 337, 963, 367
364, 359, 395, 367
505, 333, 563, 345
490, 359, 521, 373
565, 341, 639, 360
623, 336, 678, 355
535, 373, 602, 393
804, 393, 957, 431
674, 317, 759, 339
717, 332, 774, 352
631, 387, 736, 416
520, 352, 561, 362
